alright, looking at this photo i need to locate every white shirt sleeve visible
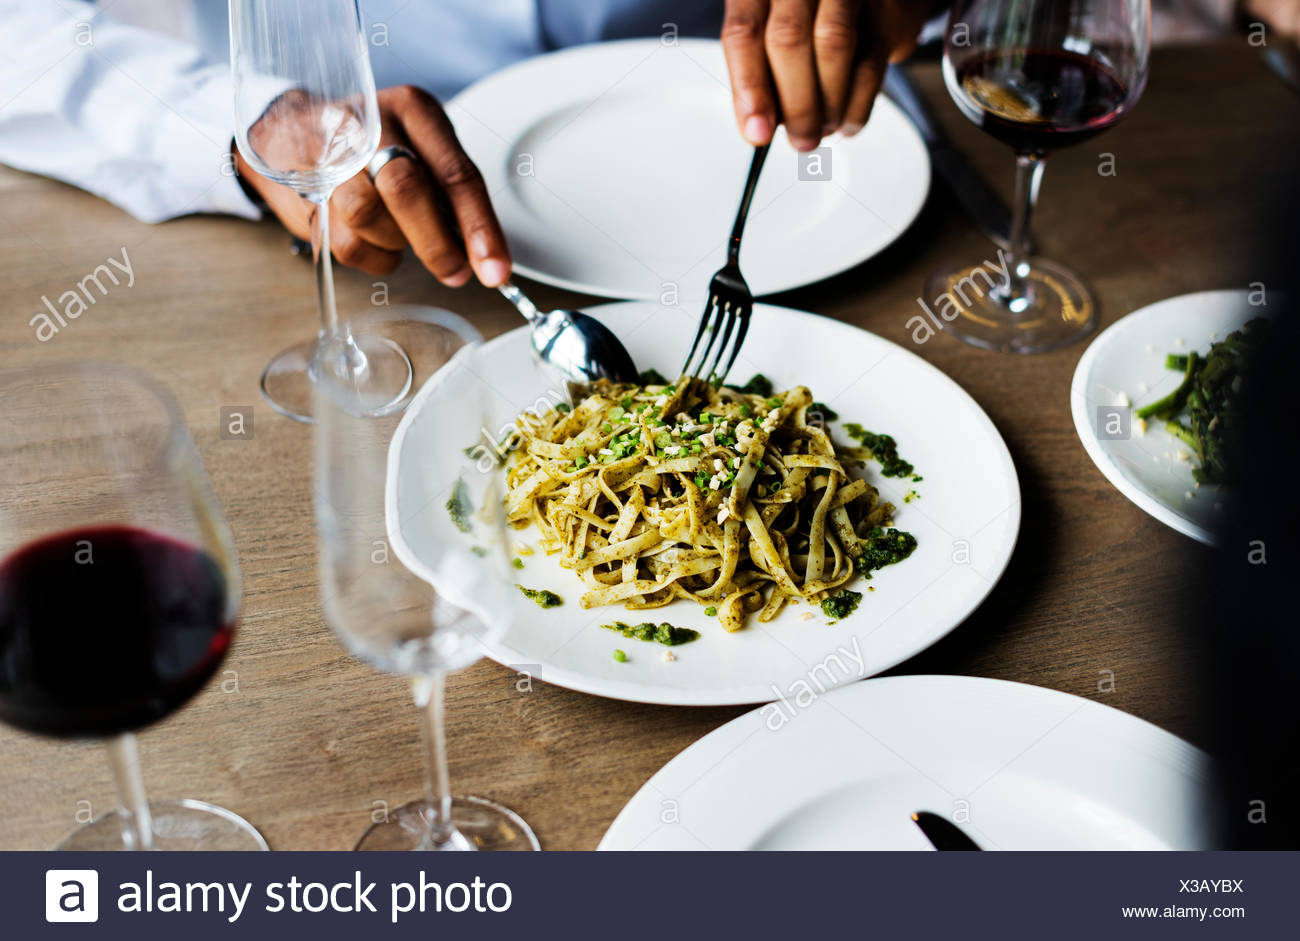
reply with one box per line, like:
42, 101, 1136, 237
0, 0, 264, 222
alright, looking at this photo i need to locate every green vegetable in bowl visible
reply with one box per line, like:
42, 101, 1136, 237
1136, 319, 1265, 485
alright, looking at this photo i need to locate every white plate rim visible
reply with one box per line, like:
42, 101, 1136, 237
1069, 289, 1253, 546
447, 37, 932, 301
388, 301, 1021, 706
598, 674, 1216, 850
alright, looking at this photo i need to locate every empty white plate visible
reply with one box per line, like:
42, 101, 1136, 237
446, 38, 930, 300
387, 301, 1020, 706
1070, 289, 1261, 545
599, 675, 1217, 850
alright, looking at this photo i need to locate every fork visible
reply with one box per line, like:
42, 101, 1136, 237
681, 143, 769, 384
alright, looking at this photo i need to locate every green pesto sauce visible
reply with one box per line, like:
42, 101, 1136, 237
446, 478, 473, 533
638, 368, 670, 386
854, 528, 919, 579
518, 586, 563, 608
843, 423, 919, 480
727, 373, 773, 397
809, 401, 839, 421
602, 621, 700, 646
821, 589, 862, 621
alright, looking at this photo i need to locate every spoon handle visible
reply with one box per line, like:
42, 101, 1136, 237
498, 282, 542, 324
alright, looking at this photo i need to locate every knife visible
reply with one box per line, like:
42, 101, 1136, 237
912, 811, 982, 850
884, 65, 1018, 251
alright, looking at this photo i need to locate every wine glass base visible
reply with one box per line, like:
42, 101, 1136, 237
925, 256, 1097, 354
355, 796, 540, 851
55, 799, 269, 851
261, 334, 413, 424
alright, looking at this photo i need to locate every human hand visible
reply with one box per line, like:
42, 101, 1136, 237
720, 0, 944, 150
236, 85, 510, 287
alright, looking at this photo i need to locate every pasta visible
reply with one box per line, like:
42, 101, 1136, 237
503, 375, 913, 632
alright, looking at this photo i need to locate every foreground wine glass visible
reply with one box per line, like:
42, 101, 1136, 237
230, 0, 412, 422
0, 364, 266, 850
928, 0, 1151, 352
313, 317, 539, 851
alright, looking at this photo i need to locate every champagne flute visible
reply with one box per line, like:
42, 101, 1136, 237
927, 0, 1151, 353
230, 0, 412, 422
0, 364, 266, 850
313, 318, 539, 851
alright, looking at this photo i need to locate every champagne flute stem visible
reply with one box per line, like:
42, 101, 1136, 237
1000, 152, 1046, 308
309, 192, 340, 338
413, 673, 457, 846
309, 191, 367, 381
107, 733, 153, 850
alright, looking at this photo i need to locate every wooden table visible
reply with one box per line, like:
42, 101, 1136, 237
1, 42, 1294, 850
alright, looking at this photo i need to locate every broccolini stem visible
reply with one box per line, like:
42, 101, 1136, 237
1137, 351, 1199, 420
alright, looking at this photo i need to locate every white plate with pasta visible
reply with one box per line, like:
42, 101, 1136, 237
388, 302, 1020, 706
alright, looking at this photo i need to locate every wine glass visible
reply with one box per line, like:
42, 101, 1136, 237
927, 0, 1151, 353
312, 316, 539, 851
0, 364, 266, 850
230, 0, 412, 422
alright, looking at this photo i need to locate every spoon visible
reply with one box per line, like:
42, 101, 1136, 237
497, 282, 638, 383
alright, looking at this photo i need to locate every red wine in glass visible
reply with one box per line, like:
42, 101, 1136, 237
0, 362, 265, 850
952, 49, 1131, 154
927, 0, 1150, 353
0, 525, 233, 738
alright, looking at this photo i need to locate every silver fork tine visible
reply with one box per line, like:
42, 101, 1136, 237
679, 144, 768, 385
703, 299, 739, 384
717, 303, 751, 385
680, 293, 717, 378
688, 301, 725, 379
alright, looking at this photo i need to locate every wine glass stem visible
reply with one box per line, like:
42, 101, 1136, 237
413, 673, 457, 846
107, 733, 153, 850
1002, 152, 1046, 306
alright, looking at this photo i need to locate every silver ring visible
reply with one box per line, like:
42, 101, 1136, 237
366, 144, 418, 181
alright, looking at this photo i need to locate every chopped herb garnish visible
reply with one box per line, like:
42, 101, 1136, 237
518, 586, 563, 608
821, 589, 862, 621
470, 546, 488, 557
511, 557, 524, 569
602, 621, 700, 646
555, 403, 572, 413
445, 478, 473, 533
704, 606, 717, 616
613, 649, 628, 663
